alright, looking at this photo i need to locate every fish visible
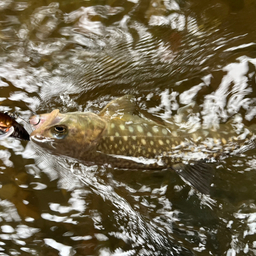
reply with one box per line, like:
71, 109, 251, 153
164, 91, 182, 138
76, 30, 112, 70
29, 95, 256, 194
0, 112, 30, 141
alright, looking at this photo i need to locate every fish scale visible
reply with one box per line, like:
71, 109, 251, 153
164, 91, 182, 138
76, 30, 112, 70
30, 95, 256, 194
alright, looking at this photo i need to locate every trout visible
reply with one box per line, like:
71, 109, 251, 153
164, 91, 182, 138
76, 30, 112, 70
29, 95, 256, 194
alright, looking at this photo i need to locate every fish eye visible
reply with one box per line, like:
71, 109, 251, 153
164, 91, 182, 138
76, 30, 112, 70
52, 125, 68, 139
54, 126, 66, 133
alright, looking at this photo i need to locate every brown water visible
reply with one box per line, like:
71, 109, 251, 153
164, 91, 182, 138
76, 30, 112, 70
0, 0, 256, 255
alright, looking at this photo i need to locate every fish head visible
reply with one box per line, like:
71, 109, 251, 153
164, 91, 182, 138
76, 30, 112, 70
30, 109, 106, 159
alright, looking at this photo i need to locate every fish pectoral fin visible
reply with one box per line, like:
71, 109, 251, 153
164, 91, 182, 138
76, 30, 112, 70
172, 161, 214, 194
99, 95, 136, 117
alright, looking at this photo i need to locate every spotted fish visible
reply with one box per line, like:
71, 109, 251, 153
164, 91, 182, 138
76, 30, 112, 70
29, 95, 256, 194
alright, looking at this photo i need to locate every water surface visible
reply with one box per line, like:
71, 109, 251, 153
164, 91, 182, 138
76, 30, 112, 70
0, 0, 256, 255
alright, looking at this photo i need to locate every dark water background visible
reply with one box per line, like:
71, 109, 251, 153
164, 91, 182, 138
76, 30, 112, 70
1, 0, 256, 255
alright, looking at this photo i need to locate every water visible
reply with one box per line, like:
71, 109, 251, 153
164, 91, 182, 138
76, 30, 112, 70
0, 0, 256, 255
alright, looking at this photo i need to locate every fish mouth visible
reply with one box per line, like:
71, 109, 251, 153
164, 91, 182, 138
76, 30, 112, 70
30, 134, 54, 144
30, 134, 58, 152
30, 109, 61, 135
30, 115, 47, 129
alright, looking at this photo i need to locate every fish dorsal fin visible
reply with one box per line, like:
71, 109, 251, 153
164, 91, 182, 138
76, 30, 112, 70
98, 95, 136, 118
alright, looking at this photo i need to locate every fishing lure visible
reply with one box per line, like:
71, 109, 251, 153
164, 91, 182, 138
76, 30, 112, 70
0, 112, 30, 141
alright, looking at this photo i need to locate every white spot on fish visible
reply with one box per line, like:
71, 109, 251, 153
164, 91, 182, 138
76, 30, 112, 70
153, 149, 157, 154
172, 131, 177, 137
123, 136, 128, 141
128, 126, 134, 133
110, 136, 114, 141
114, 144, 118, 149
120, 124, 125, 130
141, 139, 146, 145
159, 139, 164, 145
203, 130, 209, 136
147, 132, 152, 137
111, 123, 115, 129
152, 126, 159, 133
222, 138, 227, 144
162, 129, 168, 135
115, 132, 119, 137
166, 139, 170, 144
137, 125, 143, 133
150, 140, 154, 146
132, 136, 136, 140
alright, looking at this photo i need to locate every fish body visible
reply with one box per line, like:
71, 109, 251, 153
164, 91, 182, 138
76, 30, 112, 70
0, 112, 30, 141
30, 95, 256, 194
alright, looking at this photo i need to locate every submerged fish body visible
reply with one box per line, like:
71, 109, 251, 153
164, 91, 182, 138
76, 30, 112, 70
30, 95, 256, 194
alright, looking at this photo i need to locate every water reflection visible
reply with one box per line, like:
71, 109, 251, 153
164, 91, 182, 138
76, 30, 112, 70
0, 0, 256, 255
